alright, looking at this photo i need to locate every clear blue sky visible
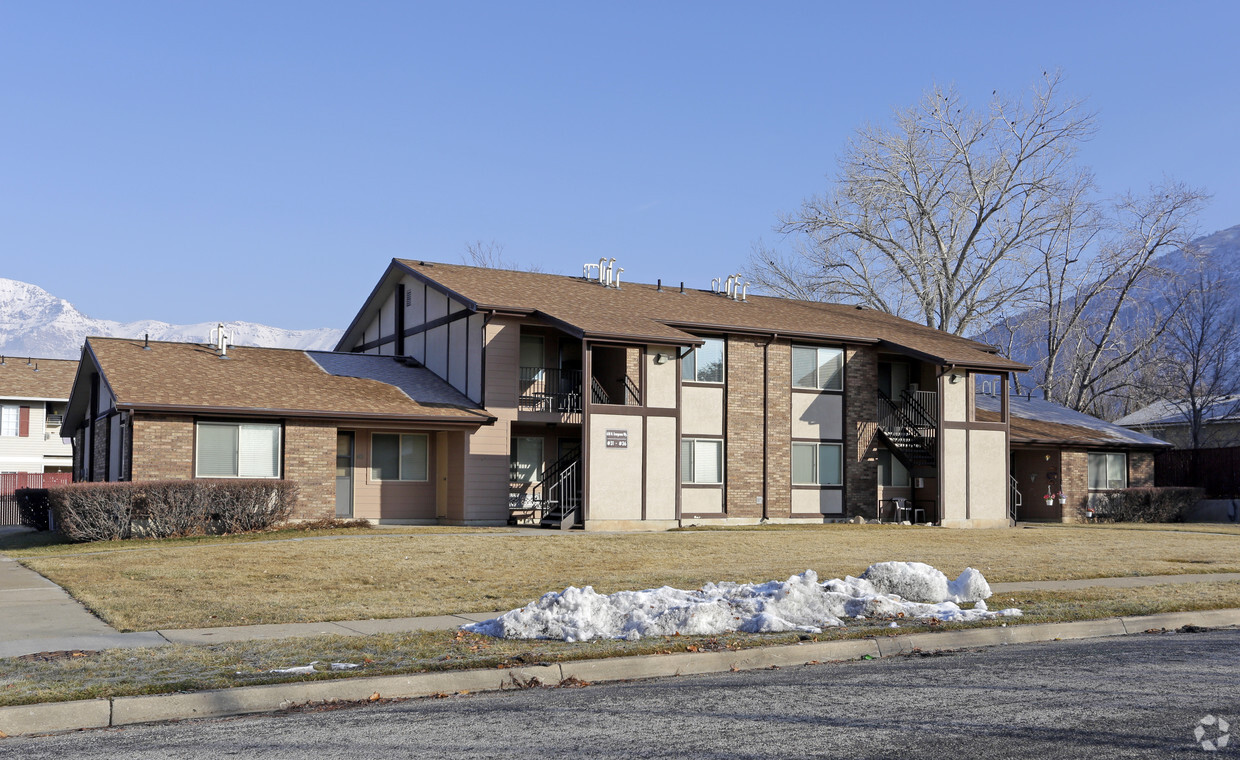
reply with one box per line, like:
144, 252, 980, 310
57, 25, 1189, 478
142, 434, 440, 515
3, 1, 1238, 330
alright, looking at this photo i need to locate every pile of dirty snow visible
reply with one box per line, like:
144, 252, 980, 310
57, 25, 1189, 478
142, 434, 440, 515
464, 561, 1021, 641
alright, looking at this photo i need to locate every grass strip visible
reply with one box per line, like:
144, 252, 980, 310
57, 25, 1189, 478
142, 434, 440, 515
3, 581, 1238, 708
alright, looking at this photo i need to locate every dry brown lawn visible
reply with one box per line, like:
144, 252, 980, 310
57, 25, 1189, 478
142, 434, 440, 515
4, 579, 1239, 707
7, 523, 1240, 632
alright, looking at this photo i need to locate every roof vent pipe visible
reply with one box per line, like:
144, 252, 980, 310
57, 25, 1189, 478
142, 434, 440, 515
598, 258, 608, 285
679, 281, 684, 294
741, 283, 749, 301
143, 333, 150, 350
657, 278, 663, 292
606, 258, 616, 287
710, 277, 721, 294
613, 268, 624, 289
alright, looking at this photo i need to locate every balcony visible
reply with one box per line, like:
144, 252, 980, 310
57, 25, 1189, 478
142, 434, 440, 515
518, 367, 583, 422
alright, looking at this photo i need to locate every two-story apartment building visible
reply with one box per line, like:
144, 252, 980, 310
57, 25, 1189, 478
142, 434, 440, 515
333, 260, 1029, 529
0, 357, 76, 474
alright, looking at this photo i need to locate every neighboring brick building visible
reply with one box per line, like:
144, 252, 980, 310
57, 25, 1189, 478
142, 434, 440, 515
978, 394, 1170, 523
62, 338, 494, 522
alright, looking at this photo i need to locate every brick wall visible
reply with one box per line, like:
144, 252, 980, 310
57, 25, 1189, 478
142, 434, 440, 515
284, 419, 336, 520
1060, 449, 1088, 522
131, 414, 195, 481
90, 419, 108, 481
764, 340, 792, 518
844, 346, 878, 518
1129, 450, 1154, 487
725, 336, 765, 519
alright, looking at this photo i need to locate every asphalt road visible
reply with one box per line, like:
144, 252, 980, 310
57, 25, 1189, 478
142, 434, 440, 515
5, 628, 1238, 759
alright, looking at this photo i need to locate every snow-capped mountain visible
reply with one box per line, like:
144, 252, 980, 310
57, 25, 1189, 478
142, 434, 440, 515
0, 278, 343, 360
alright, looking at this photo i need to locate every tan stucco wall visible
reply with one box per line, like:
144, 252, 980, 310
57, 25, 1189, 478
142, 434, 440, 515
349, 427, 438, 521
645, 347, 677, 408
941, 427, 968, 523
792, 488, 842, 515
791, 392, 843, 439
967, 429, 1008, 523
681, 386, 723, 436
587, 413, 644, 520
682, 487, 723, 516
645, 416, 677, 520
942, 373, 968, 422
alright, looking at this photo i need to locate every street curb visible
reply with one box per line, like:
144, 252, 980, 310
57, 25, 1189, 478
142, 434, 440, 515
3, 608, 1239, 737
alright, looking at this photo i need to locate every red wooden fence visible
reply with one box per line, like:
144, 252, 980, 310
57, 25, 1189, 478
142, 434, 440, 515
1154, 447, 1240, 498
0, 472, 73, 526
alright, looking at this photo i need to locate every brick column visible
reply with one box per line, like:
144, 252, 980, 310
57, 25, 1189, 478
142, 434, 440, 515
725, 336, 765, 519
284, 419, 337, 520
844, 346, 878, 518
764, 340, 792, 518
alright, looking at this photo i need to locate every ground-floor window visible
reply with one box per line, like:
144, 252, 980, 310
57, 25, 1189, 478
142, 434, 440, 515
877, 450, 910, 487
196, 421, 282, 478
1088, 452, 1127, 490
511, 436, 544, 483
371, 433, 429, 481
792, 442, 842, 486
681, 438, 723, 484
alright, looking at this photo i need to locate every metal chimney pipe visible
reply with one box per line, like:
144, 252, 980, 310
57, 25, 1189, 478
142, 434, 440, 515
598, 258, 607, 284
613, 268, 624, 289
741, 283, 749, 301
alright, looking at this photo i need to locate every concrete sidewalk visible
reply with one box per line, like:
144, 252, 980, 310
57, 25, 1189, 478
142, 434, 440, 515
3, 552, 1240, 659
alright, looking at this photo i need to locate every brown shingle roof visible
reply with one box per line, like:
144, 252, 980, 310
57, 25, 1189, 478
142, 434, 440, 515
394, 261, 1026, 370
85, 338, 490, 424
0, 357, 78, 400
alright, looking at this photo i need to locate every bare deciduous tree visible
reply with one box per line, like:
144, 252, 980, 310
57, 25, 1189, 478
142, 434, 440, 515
463, 240, 543, 272
1016, 180, 1208, 414
751, 71, 1096, 336
1147, 269, 1240, 447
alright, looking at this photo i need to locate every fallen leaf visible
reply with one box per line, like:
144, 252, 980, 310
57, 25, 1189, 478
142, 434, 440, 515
369, 692, 381, 702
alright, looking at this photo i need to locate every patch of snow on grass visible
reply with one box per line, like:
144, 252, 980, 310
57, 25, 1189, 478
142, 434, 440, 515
465, 564, 1020, 641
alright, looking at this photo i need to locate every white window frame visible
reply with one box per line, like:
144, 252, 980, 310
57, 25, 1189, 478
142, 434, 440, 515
1088, 452, 1127, 491
0, 405, 17, 437
682, 338, 725, 384
194, 421, 283, 479
792, 345, 844, 391
681, 438, 724, 484
791, 442, 843, 486
370, 433, 430, 482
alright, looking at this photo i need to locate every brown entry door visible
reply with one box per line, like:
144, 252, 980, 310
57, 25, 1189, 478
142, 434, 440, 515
336, 432, 354, 518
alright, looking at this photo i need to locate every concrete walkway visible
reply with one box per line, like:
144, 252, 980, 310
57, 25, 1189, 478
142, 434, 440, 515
3, 552, 1240, 659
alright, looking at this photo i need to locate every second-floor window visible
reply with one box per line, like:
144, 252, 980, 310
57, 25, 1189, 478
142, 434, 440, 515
792, 345, 843, 391
682, 338, 725, 384
0, 405, 19, 437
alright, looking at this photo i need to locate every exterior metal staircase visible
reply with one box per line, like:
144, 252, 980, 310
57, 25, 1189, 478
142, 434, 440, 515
509, 444, 582, 529
875, 389, 937, 470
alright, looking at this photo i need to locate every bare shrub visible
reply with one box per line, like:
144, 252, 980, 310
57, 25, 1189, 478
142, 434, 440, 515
136, 481, 213, 538
209, 480, 298, 534
49, 483, 139, 542
1084, 487, 1204, 522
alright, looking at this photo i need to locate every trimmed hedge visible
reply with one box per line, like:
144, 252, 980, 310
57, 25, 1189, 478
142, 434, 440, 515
48, 480, 298, 543
1084, 487, 1205, 523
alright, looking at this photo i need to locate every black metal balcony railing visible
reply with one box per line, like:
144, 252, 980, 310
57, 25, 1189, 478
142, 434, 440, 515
519, 367, 583, 418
